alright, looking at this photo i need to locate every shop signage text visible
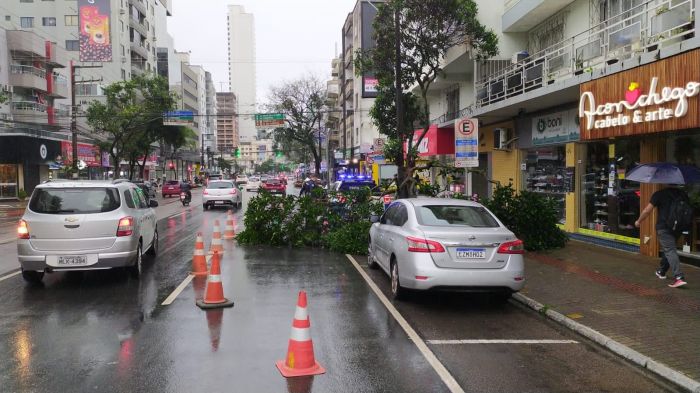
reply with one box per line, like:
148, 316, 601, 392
532, 109, 579, 146
579, 77, 700, 131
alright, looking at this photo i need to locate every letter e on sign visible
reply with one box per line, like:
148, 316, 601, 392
459, 119, 476, 136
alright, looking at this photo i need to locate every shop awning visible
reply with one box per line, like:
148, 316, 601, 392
405, 125, 455, 157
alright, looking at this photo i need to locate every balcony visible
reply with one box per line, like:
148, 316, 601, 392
130, 40, 150, 60
9, 65, 47, 92
130, 16, 149, 38
326, 80, 340, 100
46, 42, 68, 68
344, 79, 354, 99
129, 0, 148, 16
477, 0, 696, 109
11, 101, 48, 125
50, 74, 69, 98
503, 0, 576, 32
7, 30, 46, 59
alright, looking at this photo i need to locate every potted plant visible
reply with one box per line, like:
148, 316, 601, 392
17, 189, 27, 202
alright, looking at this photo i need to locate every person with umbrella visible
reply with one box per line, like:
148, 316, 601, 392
630, 163, 698, 288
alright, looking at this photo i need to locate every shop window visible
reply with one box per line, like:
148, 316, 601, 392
524, 146, 567, 224
580, 139, 640, 238
0, 165, 19, 199
666, 132, 700, 251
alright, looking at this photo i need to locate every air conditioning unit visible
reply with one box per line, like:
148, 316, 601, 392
494, 128, 516, 150
511, 51, 529, 64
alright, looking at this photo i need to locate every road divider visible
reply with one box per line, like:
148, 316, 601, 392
426, 339, 579, 345
345, 255, 465, 393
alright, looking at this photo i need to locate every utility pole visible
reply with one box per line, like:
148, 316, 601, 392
70, 61, 102, 179
394, 6, 404, 194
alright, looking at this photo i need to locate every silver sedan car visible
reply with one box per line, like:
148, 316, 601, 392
368, 198, 525, 300
203, 180, 242, 210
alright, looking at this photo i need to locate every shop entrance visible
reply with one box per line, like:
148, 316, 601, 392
0, 164, 19, 199
471, 153, 489, 200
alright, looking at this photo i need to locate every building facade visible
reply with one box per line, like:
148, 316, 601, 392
227, 5, 256, 143
216, 92, 238, 155
204, 71, 217, 154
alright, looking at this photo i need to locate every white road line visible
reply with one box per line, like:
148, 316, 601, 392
345, 255, 465, 393
426, 339, 579, 345
0, 270, 21, 282
161, 274, 195, 306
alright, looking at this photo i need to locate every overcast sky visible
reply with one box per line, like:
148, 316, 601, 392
168, 0, 356, 104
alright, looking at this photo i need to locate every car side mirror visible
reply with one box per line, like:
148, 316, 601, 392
370, 215, 380, 223
149, 200, 159, 208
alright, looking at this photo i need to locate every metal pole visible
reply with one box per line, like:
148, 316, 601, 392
70, 61, 78, 179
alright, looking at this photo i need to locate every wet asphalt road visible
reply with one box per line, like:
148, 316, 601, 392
0, 184, 678, 393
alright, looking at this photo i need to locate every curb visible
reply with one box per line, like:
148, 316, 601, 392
513, 293, 700, 393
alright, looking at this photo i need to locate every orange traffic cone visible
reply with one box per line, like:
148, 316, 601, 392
196, 251, 234, 309
191, 232, 208, 276
223, 216, 236, 240
209, 220, 224, 254
276, 291, 325, 377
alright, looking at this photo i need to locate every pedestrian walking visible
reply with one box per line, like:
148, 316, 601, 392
635, 185, 691, 288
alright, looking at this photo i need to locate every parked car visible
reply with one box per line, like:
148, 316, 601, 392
132, 180, 156, 200
17, 180, 159, 283
368, 198, 524, 301
278, 174, 288, 185
162, 180, 181, 198
261, 179, 286, 195
245, 176, 261, 192
235, 175, 248, 185
203, 180, 242, 210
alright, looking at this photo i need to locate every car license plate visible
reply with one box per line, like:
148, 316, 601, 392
456, 248, 486, 259
215, 200, 224, 204
57, 255, 88, 266
168, 187, 174, 190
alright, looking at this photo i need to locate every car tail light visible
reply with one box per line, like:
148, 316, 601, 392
203, 189, 209, 195
497, 239, 525, 254
229, 189, 236, 195
117, 216, 134, 237
406, 236, 445, 253
18, 220, 29, 239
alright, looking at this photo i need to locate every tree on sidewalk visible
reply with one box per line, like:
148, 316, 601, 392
266, 75, 326, 176
356, 0, 498, 198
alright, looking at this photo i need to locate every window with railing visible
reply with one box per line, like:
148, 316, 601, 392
10, 64, 46, 79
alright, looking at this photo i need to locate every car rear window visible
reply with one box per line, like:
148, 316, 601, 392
265, 179, 280, 185
29, 187, 121, 214
249, 177, 259, 182
208, 181, 234, 189
166, 181, 179, 185
416, 205, 499, 228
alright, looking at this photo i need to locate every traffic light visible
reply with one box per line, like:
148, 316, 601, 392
275, 150, 282, 158
235, 147, 241, 158
168, 162, 174, 170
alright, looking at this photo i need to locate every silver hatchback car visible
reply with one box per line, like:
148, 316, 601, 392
368, 198, 525, 300
202, 180, 242, 210
17, 180, 159, 283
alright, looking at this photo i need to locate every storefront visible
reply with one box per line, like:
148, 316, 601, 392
577, 49, 700, 256
60, 141, 110, 180
0, 136, 62, 198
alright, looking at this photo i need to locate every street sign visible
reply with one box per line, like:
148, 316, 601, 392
254, 113, 285, 129
373, 138, 385, 153
163, 111, 194, 126
366, 156, 374, 164
455, 117, 479, 168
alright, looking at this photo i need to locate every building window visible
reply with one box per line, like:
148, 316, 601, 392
65, 40, 79, 51
64, 15, 78, 26
121, 69, 126, 80
42, 17, 56, 26
5, 16, 10, 21
20, 17, 34, 28
20, 0, 34, 3
121, 44, 125, 56
120, 20, 124, 32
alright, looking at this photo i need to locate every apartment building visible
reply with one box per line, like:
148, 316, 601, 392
324, 57, 342, 170
204, 71, 217, 154
436, 0, 698, 258
227, 5, 256, 143
340, 0, 384, 159
238, 139, 273, 173
216, 92, 238, 155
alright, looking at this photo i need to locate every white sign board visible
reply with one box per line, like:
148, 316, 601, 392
373, 138, 385, 153
532, 109, 580, 146
455, 117, 479, 168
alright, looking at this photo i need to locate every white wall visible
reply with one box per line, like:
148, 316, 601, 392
227, 5, 256, 141
0, 28, 9, 119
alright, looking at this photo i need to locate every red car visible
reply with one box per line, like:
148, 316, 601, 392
278, 175, 288, 185
261, 179, 286, 195
161, 180, 181, 198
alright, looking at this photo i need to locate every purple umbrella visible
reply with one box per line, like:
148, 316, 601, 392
625, 163, 700, 184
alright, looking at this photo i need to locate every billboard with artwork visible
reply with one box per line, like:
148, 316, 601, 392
79, 0, 112, 62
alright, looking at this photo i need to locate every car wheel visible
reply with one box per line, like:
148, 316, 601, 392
493, 291, 512, 304
203, 204, 208, 210
129, 243, 143, 278
21, 269, 44, 284
367, 238, 378, 269
390, 258, 405, 300
146, 229, 158, 257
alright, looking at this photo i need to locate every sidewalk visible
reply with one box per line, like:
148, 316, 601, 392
522, 240, 700, 388
0, 201, 25, 244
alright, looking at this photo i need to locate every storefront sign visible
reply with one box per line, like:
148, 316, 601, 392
580, 77, 700, 130
455, 117, 479, 168
579, 49, 700, 139
61, 142, 102, 167
406, 125, 455, 157
532, 109, 579, 146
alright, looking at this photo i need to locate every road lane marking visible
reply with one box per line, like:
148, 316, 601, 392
426, 339, 579, 345
161, 274, 195, 305
345, 255, 465, 393
161, 254, 212, 306
0, 270, 21, 282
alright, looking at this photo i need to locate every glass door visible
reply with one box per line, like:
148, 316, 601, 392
0, 164, 18, 199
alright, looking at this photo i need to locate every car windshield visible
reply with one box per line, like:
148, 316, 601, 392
416, 205, 499, 228
208, 181, 234, 189
29, 187, 121, 214
249, 177, 259, 182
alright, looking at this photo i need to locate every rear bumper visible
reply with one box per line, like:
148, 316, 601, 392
203, 196, 238, 206
17, 240, 138, 271
399, 253, 525, 292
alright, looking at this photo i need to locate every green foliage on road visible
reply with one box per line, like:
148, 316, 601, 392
483, 184, 568, 251
237, 189, 384, 255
